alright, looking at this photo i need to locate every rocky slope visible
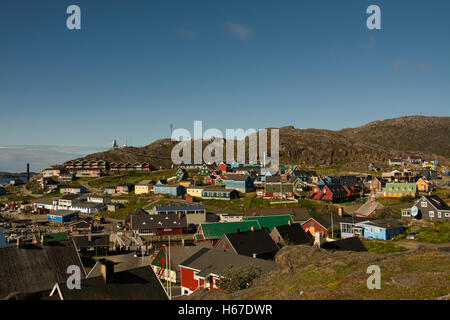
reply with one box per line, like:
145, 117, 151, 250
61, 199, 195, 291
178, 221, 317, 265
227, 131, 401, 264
73, 116, 450, 171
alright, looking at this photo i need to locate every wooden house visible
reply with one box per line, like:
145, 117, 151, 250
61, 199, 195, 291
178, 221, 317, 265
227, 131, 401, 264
179, 248, 277, 296
214, 228, 279, 259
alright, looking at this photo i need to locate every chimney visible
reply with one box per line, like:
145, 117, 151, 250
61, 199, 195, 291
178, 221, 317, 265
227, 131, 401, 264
314, 232, 323, 248
338, 207, 343, 217
27, 163, 30, 182
99, 259, 115, 283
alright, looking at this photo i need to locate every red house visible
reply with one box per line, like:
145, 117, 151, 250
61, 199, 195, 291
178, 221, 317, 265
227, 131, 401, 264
179, 248, 277, 296
217, 162, 230, 173
131, 212, 188, 236
309, 184, 348, 202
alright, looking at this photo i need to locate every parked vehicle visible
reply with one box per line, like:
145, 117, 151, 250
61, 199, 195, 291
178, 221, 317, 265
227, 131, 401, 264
95, 216, 105, 224
407, 232, 419, 240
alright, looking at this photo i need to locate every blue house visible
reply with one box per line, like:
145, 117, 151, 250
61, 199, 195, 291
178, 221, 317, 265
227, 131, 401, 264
318, 176, 341, 186
153, 184, 186, 196
230, 161, 240, 169
341, 219, 405, 240
259, 168, 274, 182
47, 210, 79, 223
224, 174, 254, 193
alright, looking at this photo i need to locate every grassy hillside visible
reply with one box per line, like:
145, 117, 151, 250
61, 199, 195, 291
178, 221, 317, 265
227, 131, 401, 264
181, 244, 450, 300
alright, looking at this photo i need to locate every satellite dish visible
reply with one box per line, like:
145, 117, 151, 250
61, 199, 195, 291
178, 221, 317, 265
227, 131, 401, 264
411, 206, 418, 217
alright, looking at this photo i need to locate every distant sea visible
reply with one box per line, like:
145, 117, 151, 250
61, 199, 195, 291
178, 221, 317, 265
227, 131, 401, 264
0, 176, 27, 184
0, 227, 15, 248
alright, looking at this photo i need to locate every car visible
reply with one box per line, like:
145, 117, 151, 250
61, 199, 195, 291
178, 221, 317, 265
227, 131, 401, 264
407, 232, 419, 240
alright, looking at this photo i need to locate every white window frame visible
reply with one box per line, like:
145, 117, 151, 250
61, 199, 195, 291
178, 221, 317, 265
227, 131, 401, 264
429, 211, 434, 218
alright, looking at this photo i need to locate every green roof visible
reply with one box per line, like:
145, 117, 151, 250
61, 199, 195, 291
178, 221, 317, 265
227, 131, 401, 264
242, 215, 294, 232
194, 233, 204, 241
150, 247, 176, 271
382, 182, 417, 193
265, 183, 294, 193
34, 232, 69, 244
198, 221, 261, 239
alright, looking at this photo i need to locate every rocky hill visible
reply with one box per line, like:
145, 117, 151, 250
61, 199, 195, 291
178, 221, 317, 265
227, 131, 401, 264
73, 116, 450, 171
179, 244, 450, 300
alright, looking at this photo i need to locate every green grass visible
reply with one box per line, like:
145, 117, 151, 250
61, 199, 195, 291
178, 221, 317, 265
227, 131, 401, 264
377, 197, 415, 206
362, 239, 408, 253
100, 197, 148, 220
415, 221, 450, 244
88, 170, 176, 189
200, 193, 299, 212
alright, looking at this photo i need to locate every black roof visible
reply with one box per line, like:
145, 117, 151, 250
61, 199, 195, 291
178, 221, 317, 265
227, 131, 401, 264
61, 194, 84, 201
273, 223, 311, 245
222, 229, 279, 257
131, 214, 188, 230
56, 265, 168, 300
421, 195, 450, 211
321, 237, 368, 252
362, 218, 404, 229
179, 248, 277, 278
313, 213, 369, 229
225, 174, 252, 181
265, 175, 282, 183
245, 207, 311, 222
0, 239, 85, 299
72, 235, 110, 248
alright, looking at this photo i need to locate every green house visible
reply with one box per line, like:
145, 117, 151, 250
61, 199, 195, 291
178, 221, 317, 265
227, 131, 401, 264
196, 221, 261, 240
176, 168, 188, 180
382, 182, 417, 198
242, 215, 294, 232
214, 175, 225, 186
150, 246, 176, 272
199, 164, 213, 175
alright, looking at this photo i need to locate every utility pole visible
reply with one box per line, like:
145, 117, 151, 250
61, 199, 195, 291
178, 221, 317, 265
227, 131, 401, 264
331, 212, 334, 239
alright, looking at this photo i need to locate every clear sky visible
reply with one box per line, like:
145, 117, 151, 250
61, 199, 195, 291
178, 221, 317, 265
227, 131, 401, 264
0, 0, 449, 151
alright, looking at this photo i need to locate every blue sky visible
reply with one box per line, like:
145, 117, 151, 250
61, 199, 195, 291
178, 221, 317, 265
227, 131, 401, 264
0, 0, 449, 155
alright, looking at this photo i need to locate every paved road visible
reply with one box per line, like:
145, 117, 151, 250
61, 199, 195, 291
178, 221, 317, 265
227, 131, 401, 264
396, 240, 450, 251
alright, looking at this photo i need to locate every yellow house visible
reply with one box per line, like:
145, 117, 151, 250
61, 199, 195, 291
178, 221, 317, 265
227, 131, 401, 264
186, 186, 204, 198
416, 178, 430, 192
179, 180, 192, 187
135, 180, 154, 195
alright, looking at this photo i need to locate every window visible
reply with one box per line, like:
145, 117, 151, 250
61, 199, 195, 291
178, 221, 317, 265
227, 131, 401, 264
429, 211, 434, 218
421, 202, 427, 208
445, 213, 450, 218
402, 210, 411, 217
438, 212, 442, 218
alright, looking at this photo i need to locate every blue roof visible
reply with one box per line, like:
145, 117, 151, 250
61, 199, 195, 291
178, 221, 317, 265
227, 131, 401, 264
155, 205, 205, 211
